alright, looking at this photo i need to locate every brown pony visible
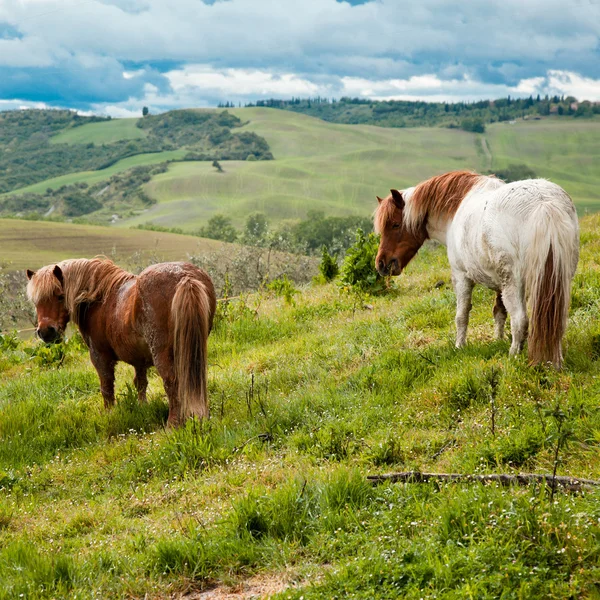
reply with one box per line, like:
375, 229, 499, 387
26, 258, 217, 425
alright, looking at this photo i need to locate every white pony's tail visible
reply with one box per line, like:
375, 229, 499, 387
526, 191, 579, 368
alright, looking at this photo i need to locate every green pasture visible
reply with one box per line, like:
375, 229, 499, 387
4, 150, 187, 196
122, 110, 600, 230
5, 109, 600, 231
120, 108, 484, 230
50, 118, 147, 145
0, 218, 224, 270
486, 118, 600, 213
1, 215, 600, 598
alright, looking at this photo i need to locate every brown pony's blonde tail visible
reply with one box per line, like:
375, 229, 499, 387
527, 199, 579, 369
171, 277, 212, 422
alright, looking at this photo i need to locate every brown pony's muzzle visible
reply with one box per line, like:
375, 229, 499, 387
37, 324, 63, 343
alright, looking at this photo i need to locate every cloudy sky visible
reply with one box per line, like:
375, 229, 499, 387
1, 0, 600, 116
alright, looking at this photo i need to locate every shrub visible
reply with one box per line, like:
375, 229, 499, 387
319, 245, 339, 281
339, 229, 385, 294
267, 275, 298, 305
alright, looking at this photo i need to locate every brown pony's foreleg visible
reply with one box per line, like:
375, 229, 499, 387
133, 365, 148, 404
493, 292, 508, 340
89, 349, 116, 408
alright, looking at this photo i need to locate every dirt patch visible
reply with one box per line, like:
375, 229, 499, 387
182, 572, 302, 599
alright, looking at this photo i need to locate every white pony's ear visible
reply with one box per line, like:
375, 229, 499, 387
53, 265, 64, 285
26, 269, 35, 280
390, 189, 404, 209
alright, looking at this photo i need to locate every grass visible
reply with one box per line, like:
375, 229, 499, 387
5, 110, 600, 232
5, 150, 187, 196
120, 110, 600, 230
0, 218, 225, 270
121, 108, 485, 230
486, 119, 600, 213
50, 118, 147, 145
1, 213, 600, 598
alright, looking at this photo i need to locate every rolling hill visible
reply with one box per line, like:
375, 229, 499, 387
0, 219, 226, 271
2, 108, 600, 235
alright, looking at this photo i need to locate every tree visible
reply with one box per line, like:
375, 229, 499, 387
212, 160, 224, 173
242, 212, 269, 246
142, 106, 149, 117
197, 214, 238, 243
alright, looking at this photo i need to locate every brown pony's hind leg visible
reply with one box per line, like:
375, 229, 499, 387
152, 348, 181, 426
134, 365, 148, 404
89, 349, 116, 408
493, 292, 508, 340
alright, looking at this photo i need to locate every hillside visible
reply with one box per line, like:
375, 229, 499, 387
246, 95, 600, 128
0, 214, 599, 598
3, 109, 600, 236
0, 219, 227, 270
0, 109, 272, 198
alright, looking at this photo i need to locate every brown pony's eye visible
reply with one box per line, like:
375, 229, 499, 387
392, 223, 402, 230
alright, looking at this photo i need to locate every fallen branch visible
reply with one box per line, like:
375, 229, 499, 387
367, 471, 600, 493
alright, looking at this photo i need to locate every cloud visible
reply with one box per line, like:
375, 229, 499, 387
0, 0, 599, 110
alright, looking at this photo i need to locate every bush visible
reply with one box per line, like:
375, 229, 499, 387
267, 275, 299, 305
339, 229, 385, 294
493, 164, 537, 183
319, 245, 339, 281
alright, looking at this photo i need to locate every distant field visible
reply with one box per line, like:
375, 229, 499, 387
486, 119, 600, 213
5, 109, 600, 230
50, 118, 147, 145
120, 108, 484, 229
5, 150, 187, 196
0, 219, 224, 270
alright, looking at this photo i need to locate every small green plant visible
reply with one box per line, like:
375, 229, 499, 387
339, 229, 386, 294
319, 245, 339, 281
267, 275, 299, 305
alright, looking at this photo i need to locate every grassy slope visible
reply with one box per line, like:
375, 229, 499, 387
4, 150, 188, 196
1, 216, 600, 598
0, 218, 224, 270
50, 118, 147, 145
121, 108, 484, 229
486, 119, 600, 212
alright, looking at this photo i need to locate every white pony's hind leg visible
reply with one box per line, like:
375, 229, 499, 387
452, 273, 474, 348
493, 292, 507, 340
500, 284, 528, 356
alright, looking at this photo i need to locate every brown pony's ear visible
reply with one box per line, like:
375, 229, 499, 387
390, 189, 404, 209
376, 195, 384, 204
53, 265, 64, 285
26, 269, 35, 280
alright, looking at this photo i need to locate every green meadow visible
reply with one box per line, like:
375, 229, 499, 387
0, 219, 225, 270
1, 212, 600, 598
7, 109, 600, 232
122, 110, 600, 229
5, 150, 187, 197
49, 118, 148, 145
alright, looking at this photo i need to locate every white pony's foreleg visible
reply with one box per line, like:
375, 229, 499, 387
452, 273, 474, 348
500, 284, 528, 356
493, 292, 507, 340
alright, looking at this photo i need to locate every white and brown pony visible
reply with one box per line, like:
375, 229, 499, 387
26, 259, 216, 425
374, 171, 579, 368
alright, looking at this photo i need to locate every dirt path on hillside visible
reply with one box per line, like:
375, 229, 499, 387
481, 136, 492, 171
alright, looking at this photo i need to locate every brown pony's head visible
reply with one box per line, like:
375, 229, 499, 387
374, 189, 428, 277
26, 265, 70, 343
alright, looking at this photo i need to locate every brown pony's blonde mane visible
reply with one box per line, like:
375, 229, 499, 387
405, 171, 485, 230
27, 258, 134, 324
